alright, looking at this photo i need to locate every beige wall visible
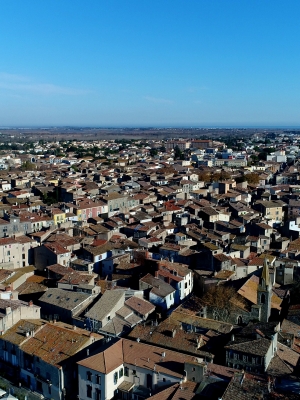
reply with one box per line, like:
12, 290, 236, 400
265, 207, 283, 221
0, 303, 41, 332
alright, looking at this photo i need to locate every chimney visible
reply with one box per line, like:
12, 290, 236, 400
5, 307, 11, 315
197, 335, 203, 349
271, 333, 278, 355
267, 376, 273, 393
172, 329, 176, 338
28, 300, 33, 307
231, 334, 235, 342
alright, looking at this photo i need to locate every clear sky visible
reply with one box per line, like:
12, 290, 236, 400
0, 1, 299, 127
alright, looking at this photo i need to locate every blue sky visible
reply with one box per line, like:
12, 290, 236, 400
0, 1, 299, 127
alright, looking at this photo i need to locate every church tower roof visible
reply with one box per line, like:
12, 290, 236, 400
261, 257, 270, 287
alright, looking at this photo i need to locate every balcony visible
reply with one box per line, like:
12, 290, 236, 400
35, 373, 52, 386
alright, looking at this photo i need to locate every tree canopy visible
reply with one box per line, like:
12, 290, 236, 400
202, 285, 246, 323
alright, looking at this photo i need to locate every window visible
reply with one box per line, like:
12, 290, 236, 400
96, 388, 101, 400
96, 374, 101, 384
114, 372, 118, 384
261, 294, 266, 304
86, 371, 92, 381
36, 381, 42, 392
7, 251, 10, 256
86, 384, 92, 398
124, 367, 129, 377
12, 354, 17, 366
119, 368, 123, 378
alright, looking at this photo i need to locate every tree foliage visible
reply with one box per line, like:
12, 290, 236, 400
211, 171, 231, 182
20, 161, 35, 171
202, 285, 246, 322
235, 175, 247, 184
150, 148, 158, 157
198, 171, 211, 183
198, 170, 231, 183
245, 172, 260, 185
174, 146, 185, 160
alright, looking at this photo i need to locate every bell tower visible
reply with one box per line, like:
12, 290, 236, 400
257, 258, 272, 323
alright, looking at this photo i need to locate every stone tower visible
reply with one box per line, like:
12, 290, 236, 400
257, 257, 272, 323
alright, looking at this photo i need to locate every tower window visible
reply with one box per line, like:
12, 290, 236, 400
261, 294, 266, 304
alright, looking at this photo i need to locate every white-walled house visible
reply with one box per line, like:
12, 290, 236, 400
139, 274, 176, 310
77, 338, 210, 400
155, 260, 193, 303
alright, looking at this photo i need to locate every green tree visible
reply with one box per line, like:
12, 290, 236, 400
150, 148, 158, 157
250, 154, 259, 163
66, 146, 77, 153
258, 152, 268, 161
20, 161, 35, 171
235, 175, 247, 184
174, 145, 183, 160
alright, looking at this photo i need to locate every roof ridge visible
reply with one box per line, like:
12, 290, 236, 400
103, 347, 107, 373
